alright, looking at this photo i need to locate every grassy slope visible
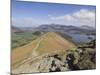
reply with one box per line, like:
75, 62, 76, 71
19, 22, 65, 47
36, 32, 76, 55
12, 32, 76, 68
12, 39, 39, 66
11, 31, 41, 49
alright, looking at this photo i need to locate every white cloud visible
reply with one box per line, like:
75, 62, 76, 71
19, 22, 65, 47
49, 9, 96, 27
48, 14, 74, 21
12, 18, 39, 27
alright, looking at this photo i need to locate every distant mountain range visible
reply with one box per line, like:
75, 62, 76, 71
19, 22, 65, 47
34, 24, 95, 34
12, 24, 95, 34
12, 24, 96, 44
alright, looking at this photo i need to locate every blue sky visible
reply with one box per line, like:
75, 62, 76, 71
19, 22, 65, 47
12, 0, 96, 27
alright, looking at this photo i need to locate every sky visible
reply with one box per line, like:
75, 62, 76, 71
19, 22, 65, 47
12, 0, 96, 27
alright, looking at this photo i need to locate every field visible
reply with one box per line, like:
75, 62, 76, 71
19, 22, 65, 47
11, 31, 42, 49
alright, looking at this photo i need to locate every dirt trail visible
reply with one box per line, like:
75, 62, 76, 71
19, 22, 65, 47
12, 34, 48, 71
31, 34, 45, 56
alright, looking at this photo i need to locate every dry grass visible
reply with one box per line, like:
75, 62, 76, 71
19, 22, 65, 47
12, 32, 76, 69
37, 32, 76, 55
12, 39, 39, 66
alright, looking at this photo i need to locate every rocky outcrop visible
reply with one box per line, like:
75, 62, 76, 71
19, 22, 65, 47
38, 55, 69, 72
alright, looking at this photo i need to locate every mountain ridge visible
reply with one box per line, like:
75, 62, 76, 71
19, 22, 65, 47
12, 32, 76, 69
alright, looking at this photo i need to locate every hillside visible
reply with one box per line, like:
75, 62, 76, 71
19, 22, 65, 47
12, 39, 96, 74
12, 32, 76, 74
